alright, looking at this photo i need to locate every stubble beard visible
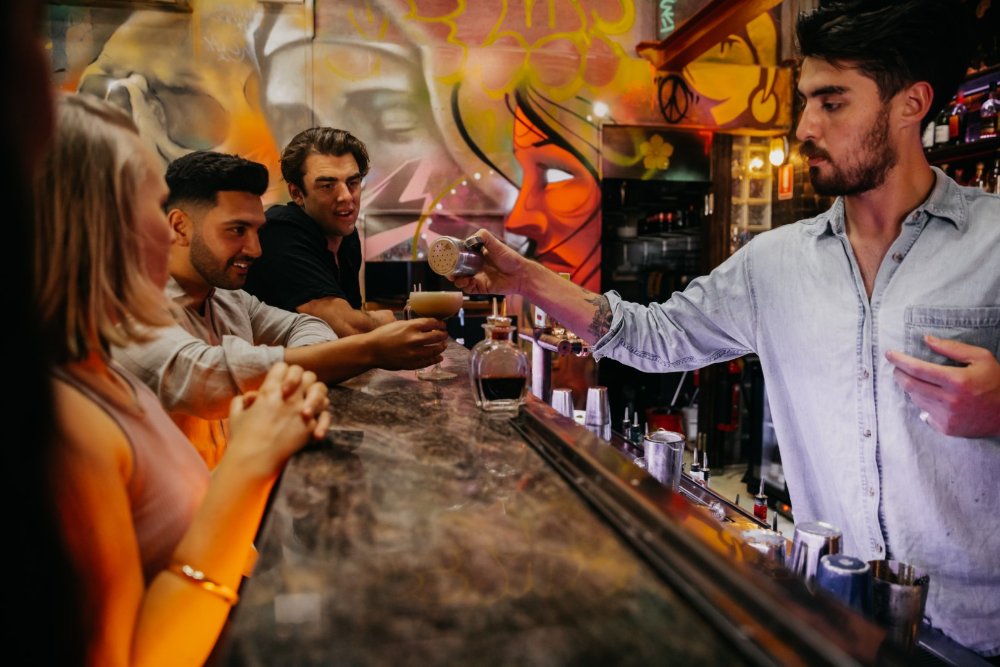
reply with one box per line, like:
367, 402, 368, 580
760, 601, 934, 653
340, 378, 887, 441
190, 233, 246, 291
810, 110, 897, 197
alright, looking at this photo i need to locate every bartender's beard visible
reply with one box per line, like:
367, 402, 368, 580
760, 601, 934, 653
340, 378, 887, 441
803, 110, 897, 196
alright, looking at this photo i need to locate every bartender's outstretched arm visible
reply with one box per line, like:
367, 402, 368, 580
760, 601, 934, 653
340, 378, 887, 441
450, 230, 613, 345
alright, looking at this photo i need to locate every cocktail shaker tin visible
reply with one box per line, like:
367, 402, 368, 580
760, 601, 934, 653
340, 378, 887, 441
789, 521, 842, 587
428, 236, 485, 277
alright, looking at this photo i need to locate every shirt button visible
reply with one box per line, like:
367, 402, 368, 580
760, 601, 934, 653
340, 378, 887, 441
862, 369, 870, 380
877, 545, 884, 553
892, 252, 904, 262
863, 429, 872, 437
869, 487, 875, 497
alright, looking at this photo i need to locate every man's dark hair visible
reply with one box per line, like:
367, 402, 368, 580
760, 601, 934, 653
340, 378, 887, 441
280, 127, 370, 192
165, 150, 269, 209
797, 0, 973, 129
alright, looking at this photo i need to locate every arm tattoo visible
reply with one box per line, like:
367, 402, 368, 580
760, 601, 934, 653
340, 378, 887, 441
585, 294, 613, 340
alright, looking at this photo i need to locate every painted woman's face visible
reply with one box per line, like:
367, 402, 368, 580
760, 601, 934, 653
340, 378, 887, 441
506, 108, 602, 291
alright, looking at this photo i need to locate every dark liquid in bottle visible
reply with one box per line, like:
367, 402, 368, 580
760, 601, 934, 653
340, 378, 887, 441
481, 376, 526, 401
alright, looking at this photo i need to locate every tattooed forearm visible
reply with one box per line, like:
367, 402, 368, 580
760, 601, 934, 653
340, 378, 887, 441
585, 293, 613, 340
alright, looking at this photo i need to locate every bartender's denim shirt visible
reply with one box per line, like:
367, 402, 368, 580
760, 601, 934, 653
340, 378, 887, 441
594, 168, 1000, 655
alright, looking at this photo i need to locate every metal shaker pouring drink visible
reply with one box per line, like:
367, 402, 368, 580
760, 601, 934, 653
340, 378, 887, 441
428, 236, 485, 278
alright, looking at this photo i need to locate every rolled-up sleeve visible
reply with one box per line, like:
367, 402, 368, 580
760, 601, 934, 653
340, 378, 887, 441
113, 325, 285, 419
592, 246, 757, 371
243, 292, 336, 348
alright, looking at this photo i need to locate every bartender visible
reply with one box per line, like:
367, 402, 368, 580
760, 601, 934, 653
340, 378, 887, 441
452, 0, 1000, 658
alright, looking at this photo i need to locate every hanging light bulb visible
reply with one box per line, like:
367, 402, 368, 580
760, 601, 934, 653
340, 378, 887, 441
769, 136, 789, 166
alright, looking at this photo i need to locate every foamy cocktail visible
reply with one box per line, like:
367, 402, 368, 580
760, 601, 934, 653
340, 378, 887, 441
407, 291, 463, 319
407, 290, 463, 381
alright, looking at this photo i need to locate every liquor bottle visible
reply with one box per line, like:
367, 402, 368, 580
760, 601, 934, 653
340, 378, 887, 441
969, 162, 987, 191
621, 405, 632, 439
689, 446, 702, 483
471, 315, 529, 413
700, 450, 711, 488
933, 102, 952, 146
948, 91, 967, 144
469, 298, 509, 407
629, 412, 644, 446
753, 477, 768, 523
921, 120, 936, 149
979, 82, 998, 140
990, 159, 1000, 195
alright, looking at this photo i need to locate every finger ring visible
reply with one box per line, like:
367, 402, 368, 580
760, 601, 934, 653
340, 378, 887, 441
919, 410, 930, 424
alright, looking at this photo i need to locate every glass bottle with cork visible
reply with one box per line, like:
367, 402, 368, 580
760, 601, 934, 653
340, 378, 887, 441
470, 306, 529, 414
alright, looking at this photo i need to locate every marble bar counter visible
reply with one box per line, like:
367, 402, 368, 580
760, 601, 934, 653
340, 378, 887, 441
215, 342, 890, 667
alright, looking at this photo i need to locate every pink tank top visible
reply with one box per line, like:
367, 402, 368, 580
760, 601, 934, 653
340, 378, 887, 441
54, 364, 210, 583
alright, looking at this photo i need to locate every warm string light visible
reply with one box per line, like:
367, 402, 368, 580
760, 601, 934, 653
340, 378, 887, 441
769, 136, 789, 166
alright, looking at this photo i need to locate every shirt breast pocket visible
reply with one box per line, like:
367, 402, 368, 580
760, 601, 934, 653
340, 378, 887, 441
904, 306, 1000, 366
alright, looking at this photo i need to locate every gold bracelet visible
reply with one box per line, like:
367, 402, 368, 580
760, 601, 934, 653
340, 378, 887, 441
165, 562, 240, 606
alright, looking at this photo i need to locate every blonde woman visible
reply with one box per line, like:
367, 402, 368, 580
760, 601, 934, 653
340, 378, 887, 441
34, 93, 331, 665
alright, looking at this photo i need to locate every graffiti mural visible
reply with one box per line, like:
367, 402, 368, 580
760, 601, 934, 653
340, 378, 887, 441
46, 0, 789, 294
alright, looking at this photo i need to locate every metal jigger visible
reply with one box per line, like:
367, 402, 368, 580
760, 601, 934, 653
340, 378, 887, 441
584, 386, 610, 426
550, 388, 574, 419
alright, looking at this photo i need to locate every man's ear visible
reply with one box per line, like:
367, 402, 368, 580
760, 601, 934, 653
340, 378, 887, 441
899, 80, 934, 131
168, 208, 193, 246
288, 182, 305, 206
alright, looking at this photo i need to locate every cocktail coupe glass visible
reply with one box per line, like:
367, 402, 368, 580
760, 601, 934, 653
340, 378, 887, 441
406, 288, 464, 380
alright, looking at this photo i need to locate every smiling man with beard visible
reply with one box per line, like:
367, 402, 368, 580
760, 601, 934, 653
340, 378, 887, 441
114, 151, 447, 468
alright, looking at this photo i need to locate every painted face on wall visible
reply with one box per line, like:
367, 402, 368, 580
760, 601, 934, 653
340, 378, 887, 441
505, 107, 602, 291
76, 10, 274, 170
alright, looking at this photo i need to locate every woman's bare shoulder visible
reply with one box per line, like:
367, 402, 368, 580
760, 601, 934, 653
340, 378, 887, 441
51, 376, 133, 476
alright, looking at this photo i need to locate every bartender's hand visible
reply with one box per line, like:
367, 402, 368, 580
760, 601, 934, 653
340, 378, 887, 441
451, 230, 532, 295
886, 336, 1000, 438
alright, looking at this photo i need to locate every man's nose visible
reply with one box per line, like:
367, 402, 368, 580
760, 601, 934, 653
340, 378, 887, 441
334, 182, 352, 200
244, 229, 263, 258
795, 104, 816, 143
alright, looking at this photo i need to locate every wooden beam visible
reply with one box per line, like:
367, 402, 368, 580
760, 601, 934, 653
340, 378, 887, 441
637, 0, 784, 72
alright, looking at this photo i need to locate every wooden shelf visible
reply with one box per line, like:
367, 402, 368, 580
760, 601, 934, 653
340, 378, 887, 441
925, 137, 1000, 165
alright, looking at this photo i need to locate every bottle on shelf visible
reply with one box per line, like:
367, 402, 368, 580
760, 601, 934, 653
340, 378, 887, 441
969, 161, 987, 191
933, 101, 952, 147
921, 119, 936, 149
990, 159, 1000, 195
979, 81, 998, 141
948, 91, 967, 145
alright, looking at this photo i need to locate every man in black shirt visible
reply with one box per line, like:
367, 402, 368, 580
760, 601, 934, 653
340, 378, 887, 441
245, 127, 395, 336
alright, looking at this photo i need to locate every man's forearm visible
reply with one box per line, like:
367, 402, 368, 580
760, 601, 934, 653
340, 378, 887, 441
298, 297, 381, 337
519, 261, 610, 345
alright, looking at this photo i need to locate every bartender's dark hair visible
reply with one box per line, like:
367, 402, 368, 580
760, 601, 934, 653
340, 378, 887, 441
796, 0, 973, 129
280, 127, 370, 192
165, 151, 269, 209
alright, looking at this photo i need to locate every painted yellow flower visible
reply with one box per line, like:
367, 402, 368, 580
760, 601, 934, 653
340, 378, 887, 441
640, 134, 674, 171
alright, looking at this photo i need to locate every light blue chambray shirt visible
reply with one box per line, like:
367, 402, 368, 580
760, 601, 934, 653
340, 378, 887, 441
593, 168, 1000, 655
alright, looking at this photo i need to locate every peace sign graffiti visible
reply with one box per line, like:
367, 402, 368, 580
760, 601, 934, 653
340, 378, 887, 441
657, 74, 695, 124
